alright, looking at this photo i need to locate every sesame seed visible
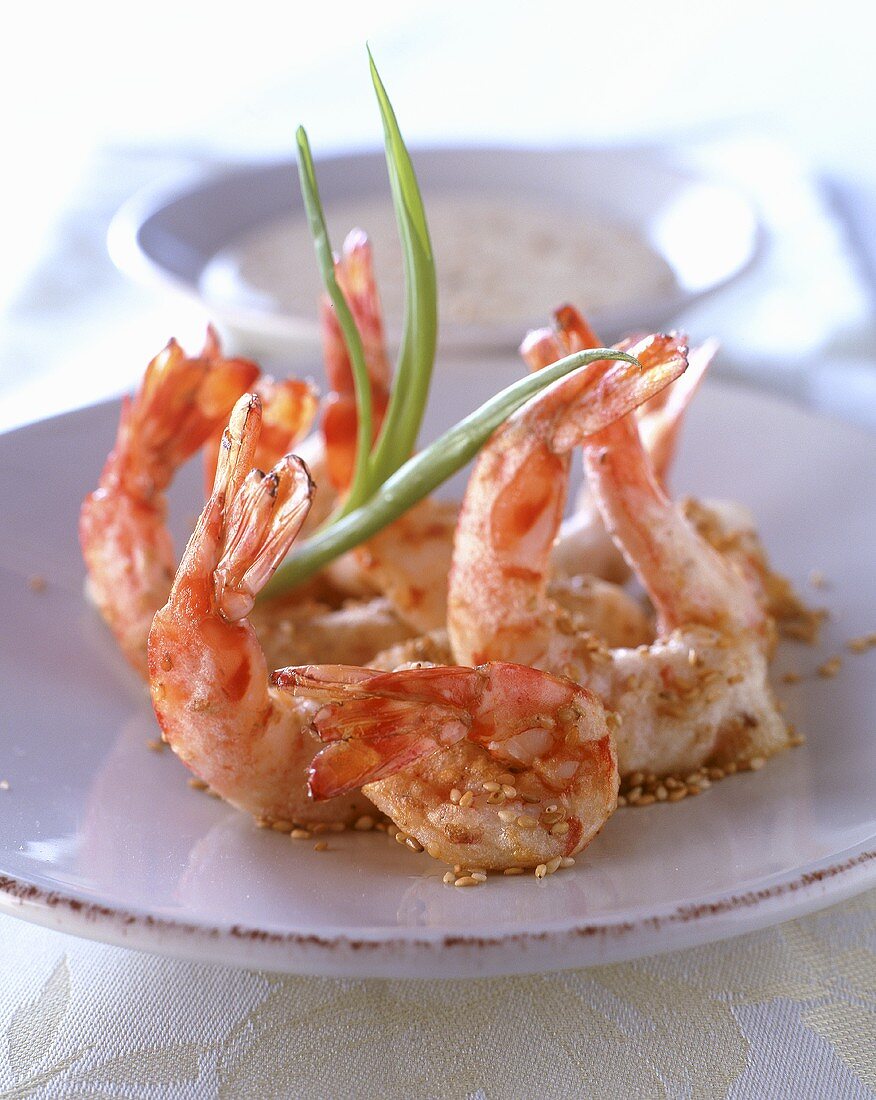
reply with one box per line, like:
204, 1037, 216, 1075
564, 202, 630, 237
498, 772, 515, 785
486, 790, 505, 804
617, 795, 627, 807
516, 814, 538, 829
405, 837, 424, 853
560, 857, 575, 868
668, 789, 688, 802
187, 778, 208, 791
28, 575, 46, 593
206, 788, 221, 799
449, 788, 462, 804
546, 856, 562, 875
443, 871, 456, 884
459, 790, 474, 808
498, 808, 517, 823
482, 781, 501, 792
271, 820, 293, 833
395, 832, 407, 844
290, 828, 311, 839
454, 876, 480, 888
636, 794, 657, 806
749, 756, 766, 771
502, 784, 517, 799
313, 841, 328, 852
545, 803, 559, 813
0, 780, 9, 791
724, 761, 738, 774
503, 867, 525, 875
817, 656, 842, 678
453, 864, 464, 873
655, 785, 668, 801
471, 872, 488, 882
550, 821, 570, 837
329, 822, 346, 833
535, 864, 548, 879
312, 823, 330, 834
146, 738, 165, 752
353, 815, 375, 831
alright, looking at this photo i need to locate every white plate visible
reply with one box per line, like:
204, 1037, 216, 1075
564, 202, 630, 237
107, 147, 761, 362
0, 381, 873, 978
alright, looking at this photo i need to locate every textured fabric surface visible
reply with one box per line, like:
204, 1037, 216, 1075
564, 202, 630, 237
0, 891, 873, 1099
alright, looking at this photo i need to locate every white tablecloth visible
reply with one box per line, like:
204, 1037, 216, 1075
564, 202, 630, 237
2, 891, 874, 1099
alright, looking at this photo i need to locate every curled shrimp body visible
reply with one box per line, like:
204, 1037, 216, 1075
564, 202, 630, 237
80, 332, 323, 678
449, 308, 789, 778
148, 395, 372, 826
276, 662, 618, 870
548, 336, 716, 585
79, 332, 259, 676
448, 330, 689, 670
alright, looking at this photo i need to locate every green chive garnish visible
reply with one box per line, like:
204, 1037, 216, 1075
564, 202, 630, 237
295, 125, 375, 515
364, 45, 438, 488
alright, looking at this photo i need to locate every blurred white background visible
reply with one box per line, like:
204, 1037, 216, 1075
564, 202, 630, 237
0, 0, 874, 427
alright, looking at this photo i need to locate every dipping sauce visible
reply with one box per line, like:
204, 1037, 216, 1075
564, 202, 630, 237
200, 193, 676, 337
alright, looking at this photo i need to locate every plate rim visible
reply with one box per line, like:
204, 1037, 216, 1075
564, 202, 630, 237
106, 143, 765, 351
1, 844, 872, 978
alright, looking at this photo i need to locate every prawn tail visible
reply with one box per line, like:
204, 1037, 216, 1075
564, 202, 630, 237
321, 228, 392, 395
551, 332, 690, 453
273, 664, 472, 799
132, 334, 259, 488
319, 230, 392, 492
210, 395, 314, 621
519, 308, 689, 453
639, 337, 718, 486
306, 696, 467, 800
203, 376, 319, 496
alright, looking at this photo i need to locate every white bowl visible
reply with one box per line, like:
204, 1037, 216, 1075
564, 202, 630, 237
108, 145, 762, 364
